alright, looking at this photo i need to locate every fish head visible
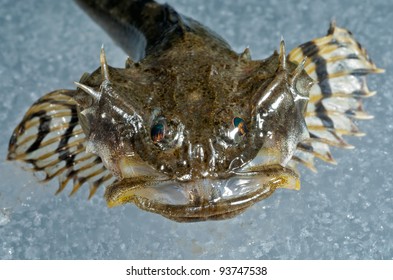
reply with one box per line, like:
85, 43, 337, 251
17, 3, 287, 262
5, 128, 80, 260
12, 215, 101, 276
74, 45, 312, 221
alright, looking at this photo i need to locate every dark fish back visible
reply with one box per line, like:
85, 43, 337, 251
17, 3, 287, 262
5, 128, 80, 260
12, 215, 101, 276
75, 0, 231, 60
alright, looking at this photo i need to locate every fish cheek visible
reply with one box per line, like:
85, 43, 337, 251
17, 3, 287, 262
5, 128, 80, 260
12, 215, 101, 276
247, 73, 309, 169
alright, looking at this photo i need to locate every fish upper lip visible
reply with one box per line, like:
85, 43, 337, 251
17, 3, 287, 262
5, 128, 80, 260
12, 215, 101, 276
117, 162, 292, 186
169, 164, 294, 182
104, 165, 300, 222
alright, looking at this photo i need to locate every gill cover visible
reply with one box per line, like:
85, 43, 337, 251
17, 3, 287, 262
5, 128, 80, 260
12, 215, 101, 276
242, 41, 311, 172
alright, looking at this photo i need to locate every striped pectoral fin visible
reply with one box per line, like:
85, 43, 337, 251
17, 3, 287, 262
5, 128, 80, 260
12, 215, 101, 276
7, 89, 115, 198
288, 22, 383, 171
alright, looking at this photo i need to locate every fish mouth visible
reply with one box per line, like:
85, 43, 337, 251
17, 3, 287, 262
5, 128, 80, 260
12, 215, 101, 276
104, 164, 299, 222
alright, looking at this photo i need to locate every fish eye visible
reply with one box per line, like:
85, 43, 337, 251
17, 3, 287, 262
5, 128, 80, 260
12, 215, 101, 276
223, 116, 248, 144
232, 117, 247, 136
150, 117, 184, 149
151, 119, 166, 144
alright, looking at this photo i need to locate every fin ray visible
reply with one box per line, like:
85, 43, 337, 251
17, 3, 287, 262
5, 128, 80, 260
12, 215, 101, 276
288, 24, 382, 170
8, 90, 115, 197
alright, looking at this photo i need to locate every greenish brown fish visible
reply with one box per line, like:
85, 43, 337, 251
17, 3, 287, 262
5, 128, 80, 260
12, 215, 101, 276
7, 0, 383, 222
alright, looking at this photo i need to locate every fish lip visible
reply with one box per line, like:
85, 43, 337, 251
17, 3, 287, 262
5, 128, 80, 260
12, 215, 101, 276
105, 165, 300, 222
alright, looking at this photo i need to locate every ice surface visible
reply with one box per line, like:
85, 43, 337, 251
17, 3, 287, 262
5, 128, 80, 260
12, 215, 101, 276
0, 0, 392, 259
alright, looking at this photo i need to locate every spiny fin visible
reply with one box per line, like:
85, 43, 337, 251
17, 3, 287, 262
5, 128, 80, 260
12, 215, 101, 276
100, 46, 110, 82
7, 90, 115, 198
288, 23, 383, 170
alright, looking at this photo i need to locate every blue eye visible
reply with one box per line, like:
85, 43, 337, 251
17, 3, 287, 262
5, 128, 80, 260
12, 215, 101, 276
151, 122, 165, 143
232, 117, 247, 136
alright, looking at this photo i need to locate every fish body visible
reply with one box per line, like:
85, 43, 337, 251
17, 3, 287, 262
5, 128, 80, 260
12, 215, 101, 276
8, 0, 383, 222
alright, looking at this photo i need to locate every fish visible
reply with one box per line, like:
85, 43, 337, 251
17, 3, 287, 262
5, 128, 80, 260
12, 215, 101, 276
7, 0, 383, 222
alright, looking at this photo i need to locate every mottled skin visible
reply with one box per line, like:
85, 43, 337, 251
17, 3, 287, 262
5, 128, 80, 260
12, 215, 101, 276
7, 0, 381, 222
70, 0, 313, 221
78, 40, 309, 179
6, 0, 381, 221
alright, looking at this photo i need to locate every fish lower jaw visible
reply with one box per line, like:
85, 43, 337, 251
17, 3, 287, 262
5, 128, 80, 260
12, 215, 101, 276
104, 165, 300, 222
